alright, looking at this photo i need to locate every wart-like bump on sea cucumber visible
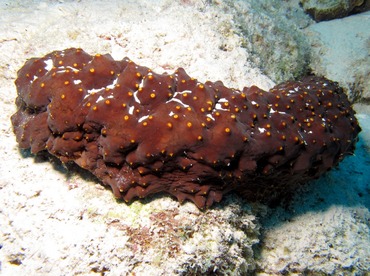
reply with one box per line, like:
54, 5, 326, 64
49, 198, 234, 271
11, 48, 361, 209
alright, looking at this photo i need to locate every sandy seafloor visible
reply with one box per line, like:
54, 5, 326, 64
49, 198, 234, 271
0, 0, 369, 275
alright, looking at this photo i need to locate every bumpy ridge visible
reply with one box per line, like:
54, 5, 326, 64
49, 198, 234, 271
11, 48, 361, 208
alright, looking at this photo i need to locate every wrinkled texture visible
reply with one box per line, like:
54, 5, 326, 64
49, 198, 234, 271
11, 48, 361, 208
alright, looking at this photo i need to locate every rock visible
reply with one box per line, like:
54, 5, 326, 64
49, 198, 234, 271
227, 0, 313, 83
300, 0, 370, 21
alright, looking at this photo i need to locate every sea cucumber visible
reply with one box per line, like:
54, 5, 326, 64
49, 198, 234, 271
11, 48, 361, 208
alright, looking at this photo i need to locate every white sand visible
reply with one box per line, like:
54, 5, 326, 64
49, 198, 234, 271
306, 11, 370, 101
1, 0, 369, 275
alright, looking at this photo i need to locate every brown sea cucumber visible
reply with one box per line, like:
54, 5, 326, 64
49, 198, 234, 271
11, 48, 361, 208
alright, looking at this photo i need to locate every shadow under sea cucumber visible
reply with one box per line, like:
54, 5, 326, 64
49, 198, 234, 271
11, 48, 361, 209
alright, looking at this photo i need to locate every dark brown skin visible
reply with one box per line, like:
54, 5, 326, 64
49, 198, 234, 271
11, 48, 361, 209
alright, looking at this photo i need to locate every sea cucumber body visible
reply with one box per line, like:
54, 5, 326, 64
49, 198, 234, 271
11, 48, 360, 208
